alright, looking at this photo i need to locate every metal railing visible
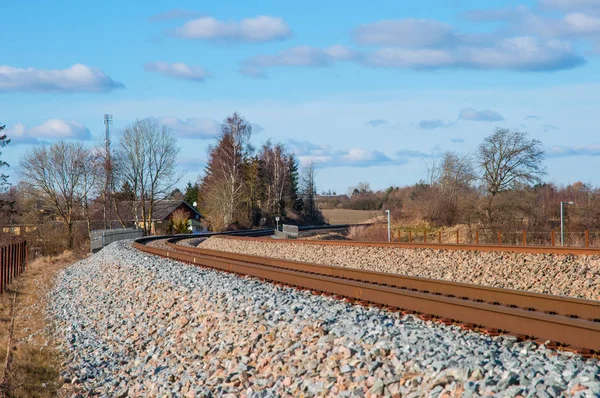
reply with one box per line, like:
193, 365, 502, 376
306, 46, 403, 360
0, 241, 27, 293
90, 228, 144, 252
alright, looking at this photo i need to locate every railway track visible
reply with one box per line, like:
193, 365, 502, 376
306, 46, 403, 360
133, 233, 600, 355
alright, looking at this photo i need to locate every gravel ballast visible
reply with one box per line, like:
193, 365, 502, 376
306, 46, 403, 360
199, 237, 600, 300
49, 240, 600, 396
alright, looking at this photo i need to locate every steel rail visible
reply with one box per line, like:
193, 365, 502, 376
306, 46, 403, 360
132, 236, 600, 353
217, 235, 600, 256
164, 242, 600, 322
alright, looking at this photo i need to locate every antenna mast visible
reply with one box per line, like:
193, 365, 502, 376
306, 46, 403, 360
103, 114, 113, 229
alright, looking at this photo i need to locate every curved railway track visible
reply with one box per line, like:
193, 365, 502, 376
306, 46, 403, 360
133, 232, 600, 356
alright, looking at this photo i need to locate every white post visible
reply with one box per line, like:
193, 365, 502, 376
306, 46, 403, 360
560, 202, 564, 247
275, 216, 280, 233
386, 210, 391, 242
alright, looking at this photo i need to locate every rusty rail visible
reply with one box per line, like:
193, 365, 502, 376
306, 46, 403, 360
0, 241, 27, 294
217, 235, 600, 255
132, 237, 600, 353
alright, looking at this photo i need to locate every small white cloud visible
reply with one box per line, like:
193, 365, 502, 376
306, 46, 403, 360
172, 16, 291, 43
6, 119, 92, 145
458, 108, 505, 122
0, 64, 124, 93
156, 117, 220, 139
144, 62, 209, 81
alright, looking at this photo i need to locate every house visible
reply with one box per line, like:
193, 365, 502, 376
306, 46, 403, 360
90, 200, 206, 235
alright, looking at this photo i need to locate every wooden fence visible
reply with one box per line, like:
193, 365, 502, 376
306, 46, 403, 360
0, 241, 27, 293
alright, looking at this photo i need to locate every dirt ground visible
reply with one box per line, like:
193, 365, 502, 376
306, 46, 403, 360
0, 251, 79, 397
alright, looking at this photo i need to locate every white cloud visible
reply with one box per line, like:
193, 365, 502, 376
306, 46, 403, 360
352, 19, 455, 47
564, 13, 600, 35
6, 119, 92, 145
156, 117, 220, 139
0, 64, 124, 93
287, 139, 403, 168
172, 16, 291, 43
144, 62, 209, 81
458, 108, 505, 122
242, 35, 583, 75
362, 37, 584, 71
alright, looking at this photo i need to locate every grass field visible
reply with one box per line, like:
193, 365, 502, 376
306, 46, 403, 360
322, 209, 385, 225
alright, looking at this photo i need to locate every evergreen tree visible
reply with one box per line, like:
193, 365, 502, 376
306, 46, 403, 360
286, 154, 303, 214
184, 181, 199, 206
114, 181, 136, 201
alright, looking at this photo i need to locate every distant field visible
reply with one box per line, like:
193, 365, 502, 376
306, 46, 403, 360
322, 209, 384, 225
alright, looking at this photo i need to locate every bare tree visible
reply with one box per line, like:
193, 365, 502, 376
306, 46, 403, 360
119, 118, 182, 235
300, 161, 322, 222
258, 141, 289, 217
199, 112, 253, 229
81, 148, 102, 235
478, 128, 545, 196
477, 128, 545, 228
438, 152, 476, 200
19, 141, 89, 249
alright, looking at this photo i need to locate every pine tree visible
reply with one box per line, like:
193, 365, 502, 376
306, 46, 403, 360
286, 154, 303, 214
184, 181, 198, 207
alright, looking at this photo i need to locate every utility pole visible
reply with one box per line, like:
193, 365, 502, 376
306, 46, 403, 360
103, 114, 113, 229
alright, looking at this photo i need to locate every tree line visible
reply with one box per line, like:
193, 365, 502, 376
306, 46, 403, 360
321, 128, 600, 236
197, 112, 322, 231
1, 113, 594, 251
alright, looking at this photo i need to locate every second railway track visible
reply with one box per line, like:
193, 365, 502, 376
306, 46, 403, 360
133, 234, 600, 355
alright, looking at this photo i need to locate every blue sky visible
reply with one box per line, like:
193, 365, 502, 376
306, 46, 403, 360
2, 0, 600, 193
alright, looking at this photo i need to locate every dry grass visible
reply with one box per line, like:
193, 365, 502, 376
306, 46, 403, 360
0, 250, 79, 397
322, 209, 384, 225
346, 225, 389, 242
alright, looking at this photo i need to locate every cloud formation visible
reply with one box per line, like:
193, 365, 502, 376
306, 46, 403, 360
144, 62, 209, 81
450, 138, 465, 143
525, 115, 541, 120
0, 64, 124, 93
148, 9, 201, 23
6, 119, 92, 145
287, 140, 404, 168
241, 5, 597, 76
156, 117, 221, 139
458, 108, 505, 122
547, 145, 600, 157
172, 16, 291, 43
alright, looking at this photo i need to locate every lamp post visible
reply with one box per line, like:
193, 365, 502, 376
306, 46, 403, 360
560, 201, 574, 246
275, 216, 280, 232
385, 210, 391, 242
